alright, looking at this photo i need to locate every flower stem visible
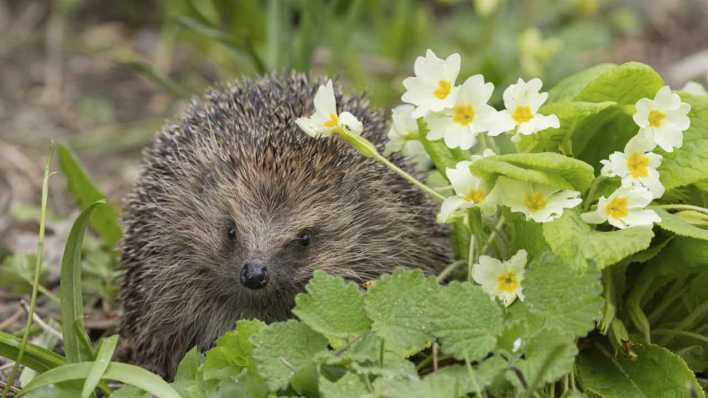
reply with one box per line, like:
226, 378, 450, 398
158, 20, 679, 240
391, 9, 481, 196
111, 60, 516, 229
374, 151, 446, 201
480, 215, 506, 256
654, 204, 708, 215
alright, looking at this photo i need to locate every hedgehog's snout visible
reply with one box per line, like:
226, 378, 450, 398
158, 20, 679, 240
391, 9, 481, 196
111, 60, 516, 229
240, 262, 269, 290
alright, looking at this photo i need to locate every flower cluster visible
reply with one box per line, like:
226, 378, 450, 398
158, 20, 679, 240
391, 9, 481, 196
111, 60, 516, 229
582, 86, 691, 229
294, 49, 692, 308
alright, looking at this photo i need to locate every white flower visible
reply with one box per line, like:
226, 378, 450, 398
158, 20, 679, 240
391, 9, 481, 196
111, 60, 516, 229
473, 249, 528, 307
496, 177, 581, 223
633, 86, 691, 152
425, 75, 498, 150
600, 134, 664, 198
438, 159, 496, 223
489, 78, 559, 140
581, 186, 661, 229
402, 50, 461, 118
296, 80, 363, 138
512, 338, 523, 353
384, 105, 431, 170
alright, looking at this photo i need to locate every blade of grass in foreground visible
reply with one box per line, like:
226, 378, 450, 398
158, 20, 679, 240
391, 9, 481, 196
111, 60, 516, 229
59, 200, 106, 364
0, 331, 65, 372
81, 335, 118, 398
17, 362, 181, 398
1, 147, 54, 398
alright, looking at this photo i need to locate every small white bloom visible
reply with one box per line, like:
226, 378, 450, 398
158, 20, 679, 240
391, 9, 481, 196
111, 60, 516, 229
402, 49, 461, 118
512, 337, 523, 353
438, 159, 496, 223
425, 75, 498, 150
295, 80, 363, 138
633, 86, 691, 152
384, 105, 431, 170
496, 177, 581, 223
600, 134, 664, 198
581, 186, 661, 229
489, 78, 559, 140
473, 249, 528, 307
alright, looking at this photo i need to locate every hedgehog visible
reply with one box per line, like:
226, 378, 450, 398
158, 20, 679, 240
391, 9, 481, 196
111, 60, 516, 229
119, 73, 450, 378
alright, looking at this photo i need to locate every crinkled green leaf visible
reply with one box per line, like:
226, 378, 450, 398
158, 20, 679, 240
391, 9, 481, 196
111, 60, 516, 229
203, 320, 265, 381
471, 153, 594, 192
174, 348, 200, 383
524, 252, 604, 337
654, 208, 708, 241
434, 356, 508, 395
364, 270, 437, 356
251, 320, 328, 391
373, 372, 463, 398
543, 211, 654, 269
512, 328, 579, 388
293, 271, 370, 345
319, 373, 371, 398
548, 64, 616, 103
428, 281, 503, 361
659, 93, 708, 190
573, 62, 664, 105
577, 344, 704, 398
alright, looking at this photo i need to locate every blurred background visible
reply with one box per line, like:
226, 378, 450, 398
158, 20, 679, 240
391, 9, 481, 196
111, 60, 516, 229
1, 0, 708, 351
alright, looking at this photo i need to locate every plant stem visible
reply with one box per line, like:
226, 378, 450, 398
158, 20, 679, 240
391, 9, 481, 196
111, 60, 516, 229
654, 204, 708, 214
652, 329, 708, 344
1, 146, 53, 398
480, 215, 506, 256
436, 260, 465, 282
582, 176, 606, 211
373, 151, 445, 201
467, 235, 477, 282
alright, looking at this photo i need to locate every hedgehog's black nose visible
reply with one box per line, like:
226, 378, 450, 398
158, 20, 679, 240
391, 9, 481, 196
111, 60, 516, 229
240, 263, 268, 290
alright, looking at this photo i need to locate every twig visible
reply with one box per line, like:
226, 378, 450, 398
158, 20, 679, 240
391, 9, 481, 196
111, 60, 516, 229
0, 306, 23, 331
20, 300, 62, 341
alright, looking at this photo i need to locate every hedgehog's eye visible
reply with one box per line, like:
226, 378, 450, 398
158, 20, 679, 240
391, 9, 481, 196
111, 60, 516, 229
227, 220, 237, 241
293, 230, 312, 248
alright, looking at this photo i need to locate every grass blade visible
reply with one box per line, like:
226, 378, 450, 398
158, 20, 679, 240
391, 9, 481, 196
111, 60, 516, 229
18, 362, 181, 398
56, 144, 122, 249
1, 147, 53, 398
81, 335, 118, 398
59, 200, 106, 363
0, 331, 65, 372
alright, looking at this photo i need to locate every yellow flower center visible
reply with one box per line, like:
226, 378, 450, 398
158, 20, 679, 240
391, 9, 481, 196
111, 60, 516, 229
523, 192, 547, 212
648, 110, 665, 128
453, 104, 476, 126
512, 105, 533, 124
323, 113, 339, 128
605, 196, 629, 219
626, 152, 650, 178
464, 189, 486, 204
496, 271, 520, 293
433, 80, 452, 100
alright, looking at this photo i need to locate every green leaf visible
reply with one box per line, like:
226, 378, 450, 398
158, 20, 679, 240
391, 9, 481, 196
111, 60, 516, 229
174, 347, 200, 383
654, 208, 708, 241
471, 152, 595, 192
81, 335, 118, 398
373, 372, 464, 398
203, 319, 265, 380
433, 356, 508, 395
18, 362, 181, 398
659, 93, 708, 190
573, 62, 664, 105
0, 331, 65, 373
319, 373, 371, 398
543, 211, 654, 269
548, 64, 616, 103
57, 145, 121, 248
577, 344, 704, 398
293, 271, 370, 345
59, 201, 105, 363
364, 270, 437, 356
524, 252, 604, 337
428, 281, 503, 361
513, 328, 579, 388
251, 320, 328, 391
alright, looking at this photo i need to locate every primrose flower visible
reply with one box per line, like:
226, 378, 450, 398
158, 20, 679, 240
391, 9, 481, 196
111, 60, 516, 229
601, 134, 664, 198
425, 75, 498, 150
473, 249, 528, 307
496, 177, 581, 223
633, 86, 691, 152
296, 80, 363, 138
581, 186, 660, 229
438, 159, 496, 222
402, 50, 461, 118
489, 78, 559, 140
384, 105, 431, 170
